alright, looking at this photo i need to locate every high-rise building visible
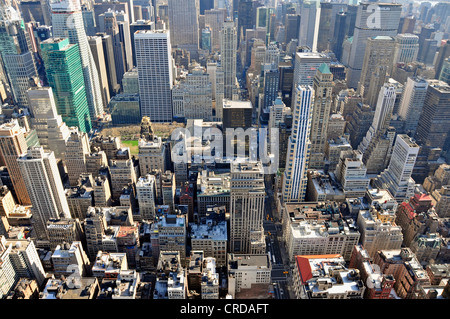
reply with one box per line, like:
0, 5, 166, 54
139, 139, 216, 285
129, 19, 154, 66
51, 0, 104, 120
167, 0, 199, 58
335, 150, 370, 198
0, 120, 31, 205
40, 37, 92, 133
317, 2, 347, 53
18, 147, 71, 240
358, 36, 396, 97
331, 9, 348, 62
397, 77, 428, 136
135, 30, 173, 122
291, 52, 330, 107
393, 34, 419, 65
435, 40, 450, 81
26, 87, 70, 160
229, 161, 265, 255
87, 35, 110, 110
415, 80, 450, 156
298, 0, 320, 52
376, 134, 420, 203
439, 58, 450, 85
282, 85, 313, 203
284, 13, 300, 45
65, 128, 90, 186
96, 33, 120, 95
220, 19, 237, 100
345, 2, 401, 88
0, 235, 46, 298
308, 64, 333, 169
0, 4, 38, 107
135, 174, 156, 221
204, 8, 226, 52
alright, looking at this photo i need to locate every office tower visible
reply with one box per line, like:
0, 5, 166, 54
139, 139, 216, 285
359, 83, 397, 154
18, 147, 71, 240
398, 77, 428, 136
138, 117, 165, 175
98, 9, 131, 85
92, 1, 132, 32
345, 2, 401, 88
220, 19, 237, 100
51, 241, 91, 277
204, 8, 226, 52
393, 34, 419, 65
298, 0, 320, 52
435, 40, 450, 81
26, 87, 70, 160
282, 85, 313, 203
92, 175, 112, 207
0, 5, 38, 108
0, 121, 31, 205
87, 36, 110, 110
155, 214, 187, 263
172, 66, 213, 120
167, 0, 199, 58
332, 9, 348, 62
345, 102, 373, 148
135, 30, 173, 122
96, 33, 120, 95
261, 69, 280, 118
200, 0, 214, 14
284, 13, 300, 45
439, 58, 450, 85
415, 80, 450, 156
417, 25, 434, 63
136, 174, 156, 220
358, 36, 396, 97
130, 20, 154, 66
0, 236, 46, 298
109, 159, 137, 199
376, 135, 419, 203
229, 161, 265, 255
335, 150, 370, 198
399, 15, 415, 34
51, 0, 104, 120
237, 0, 255, 46
201, 28, 211, 52
40, 38, 92, 133
317, 2, 346, 53
291, 52, 330, 107
420, 38, 438, 66
308, 64, 333, 169
65, 128, 90, 186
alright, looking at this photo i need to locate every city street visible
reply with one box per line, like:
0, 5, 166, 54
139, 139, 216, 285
264, 179, 292, 299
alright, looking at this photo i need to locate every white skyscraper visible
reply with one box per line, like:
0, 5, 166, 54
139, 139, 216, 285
377, 134, 420, 203
393, 33, 420, 64
398, 77, 428, 135
230, 161, 266, 255
51, 0, 104, 120
358, 83, 397, 153
136, 174, 157, 221
282, 85, 313, 203
18, 147, 71, 240
26, 87, 70, 160
220, 19, 237, 100
298, 0, 321, 52
135, 29, 173, 122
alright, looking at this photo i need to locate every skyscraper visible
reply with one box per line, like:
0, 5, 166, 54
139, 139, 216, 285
40, 37, 92, 133
345, 2, 401, 88
376, 134, 420, 203
87, 35, 110, 110
26, 87, 70, 160
397, 77, 428, 136
309, 64, 333, 169
51, 0, 104, 120
65, 128, 90, 186
298, 0, 320, 52
204, 8, 226, 53
393, 33, 419, 65
167, 0, 199, 58
135, 29, 173, 122
18, 147, 71, 240
220, 19, 237, 100
358, 36, 396, 97
0, 3, 38, 107
415, 80, 450, 156
230, 161, 266, 255
282, 85, 313, 203
0, 120, 31, 205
